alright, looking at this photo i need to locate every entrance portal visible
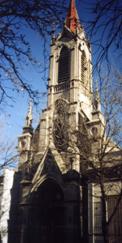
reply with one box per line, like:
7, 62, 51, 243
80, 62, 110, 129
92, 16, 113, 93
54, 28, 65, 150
25, 178, 64, 243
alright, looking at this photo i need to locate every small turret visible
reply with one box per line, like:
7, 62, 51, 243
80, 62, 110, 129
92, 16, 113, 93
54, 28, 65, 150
18, 101, 33, 166
92, 88, 101, 112
23, 100, 33, 134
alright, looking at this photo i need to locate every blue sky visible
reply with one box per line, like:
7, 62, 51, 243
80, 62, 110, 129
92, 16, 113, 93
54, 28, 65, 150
0, 26, 49, 145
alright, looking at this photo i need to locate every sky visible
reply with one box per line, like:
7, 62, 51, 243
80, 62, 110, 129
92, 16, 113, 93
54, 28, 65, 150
0, 26, 49, 145
0, 0, 122, 160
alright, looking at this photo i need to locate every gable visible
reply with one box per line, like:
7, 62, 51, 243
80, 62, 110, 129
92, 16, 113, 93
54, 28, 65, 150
31, 148, 65, 193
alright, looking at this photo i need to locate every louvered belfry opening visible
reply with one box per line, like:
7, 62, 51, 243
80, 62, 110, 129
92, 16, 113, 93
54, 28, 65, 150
58, 46, 70, 83
81, 51, 87, 83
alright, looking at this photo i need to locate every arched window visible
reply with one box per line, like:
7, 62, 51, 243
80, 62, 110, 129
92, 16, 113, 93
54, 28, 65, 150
58, 46, 70, 83
53, 99, 69, 152
81, 51, 87, 83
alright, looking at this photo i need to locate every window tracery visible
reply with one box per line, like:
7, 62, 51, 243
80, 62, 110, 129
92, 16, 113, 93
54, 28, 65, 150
53, 99, 69, 152
81, 51, 87, 84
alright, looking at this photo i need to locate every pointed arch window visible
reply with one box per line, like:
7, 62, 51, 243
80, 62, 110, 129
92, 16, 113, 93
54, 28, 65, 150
58, 46, 70, 83
81, 51, 87, 83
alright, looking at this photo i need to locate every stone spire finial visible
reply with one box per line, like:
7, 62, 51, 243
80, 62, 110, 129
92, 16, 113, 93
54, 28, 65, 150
65, 0, 80, 33
92, 86, 101, 112
25, 100, 33, 128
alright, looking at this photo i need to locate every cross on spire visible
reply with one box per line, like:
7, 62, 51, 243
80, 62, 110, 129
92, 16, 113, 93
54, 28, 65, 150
65, 0, 80, 33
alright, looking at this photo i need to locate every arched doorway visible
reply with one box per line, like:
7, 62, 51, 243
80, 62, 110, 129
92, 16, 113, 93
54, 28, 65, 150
26, 178, 64, 243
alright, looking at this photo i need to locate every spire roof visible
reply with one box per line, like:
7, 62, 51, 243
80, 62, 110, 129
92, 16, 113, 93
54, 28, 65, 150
65, 0, 80, 33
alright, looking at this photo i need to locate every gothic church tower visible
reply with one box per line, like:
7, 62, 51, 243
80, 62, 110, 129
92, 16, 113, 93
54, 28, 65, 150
30, 0, 95, 173
8, 1, 105, 243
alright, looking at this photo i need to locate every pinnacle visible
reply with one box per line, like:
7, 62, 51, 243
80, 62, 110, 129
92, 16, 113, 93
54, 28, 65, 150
25, 100, 33, 128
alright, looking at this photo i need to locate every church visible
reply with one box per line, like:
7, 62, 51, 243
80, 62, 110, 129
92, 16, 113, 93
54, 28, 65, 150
8, 1, 122, 243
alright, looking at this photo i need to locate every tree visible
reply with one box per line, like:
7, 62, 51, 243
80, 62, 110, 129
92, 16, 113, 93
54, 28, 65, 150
83, 0, 122, 80
0, 142, 18, 171
79, 83, 122, 243
0, 0, 121, 105
0, 119, 18, 171
0, 0, 66, 105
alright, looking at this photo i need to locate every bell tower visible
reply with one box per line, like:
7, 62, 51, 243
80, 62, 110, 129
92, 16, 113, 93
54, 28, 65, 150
36, 0, 94, 173
48, 0, 92, 120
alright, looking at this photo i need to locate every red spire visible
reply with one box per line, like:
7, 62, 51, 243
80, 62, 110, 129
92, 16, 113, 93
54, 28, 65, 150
65, 0, 80, 33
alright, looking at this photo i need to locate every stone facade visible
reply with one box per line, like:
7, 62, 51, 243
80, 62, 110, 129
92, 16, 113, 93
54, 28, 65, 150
8, 1, 122, 243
